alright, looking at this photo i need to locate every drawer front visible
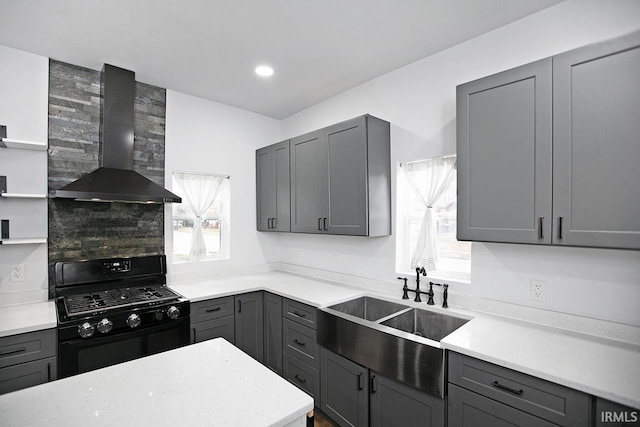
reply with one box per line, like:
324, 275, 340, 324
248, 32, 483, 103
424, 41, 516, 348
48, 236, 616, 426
0, 356, 57, 395
449, 352, 591, 426
0, 329, 56, 369
283, 299, 316, 329
283, 352, 320, 399
448, 384, 556, 427
283, 318, 319, 369
191, 316, 235, 344
191, 297, 235, 323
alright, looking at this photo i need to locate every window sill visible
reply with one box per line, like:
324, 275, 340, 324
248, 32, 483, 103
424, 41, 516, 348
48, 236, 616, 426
396, 270, 470, 286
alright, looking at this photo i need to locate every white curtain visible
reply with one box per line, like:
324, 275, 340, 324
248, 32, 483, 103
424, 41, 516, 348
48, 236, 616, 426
173, 172, 226, 262
404, 156, 456, 272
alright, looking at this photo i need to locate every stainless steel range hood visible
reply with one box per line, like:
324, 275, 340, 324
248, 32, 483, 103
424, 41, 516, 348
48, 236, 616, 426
55, 64, 181, 204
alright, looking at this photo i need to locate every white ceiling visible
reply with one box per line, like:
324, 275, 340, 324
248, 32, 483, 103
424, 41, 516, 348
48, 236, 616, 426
0, 0, 563, 119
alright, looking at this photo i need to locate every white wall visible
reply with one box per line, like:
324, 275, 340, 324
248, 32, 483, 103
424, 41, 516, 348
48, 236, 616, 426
0, 44, 49, 307
269, 0, 640, 326
164, 90, 281, 283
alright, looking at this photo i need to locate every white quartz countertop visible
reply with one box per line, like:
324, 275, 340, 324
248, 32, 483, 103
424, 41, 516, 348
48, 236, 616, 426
441, 316, 640, 409
0, 301, 57, 337
0, 338, 313, 426
170, 271, 365, 307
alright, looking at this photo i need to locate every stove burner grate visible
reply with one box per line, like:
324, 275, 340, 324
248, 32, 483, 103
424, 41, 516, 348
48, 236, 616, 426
63, 285, 180, 317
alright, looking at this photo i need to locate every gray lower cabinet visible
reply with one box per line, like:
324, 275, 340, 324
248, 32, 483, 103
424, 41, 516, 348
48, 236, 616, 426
370, 370, 444, 427
0, 328, 57, 395
448, 352, 591, 427
281, 298, 320, 400
290, 114, 391, 237
234, 292, 264, 363
457, 30, 640, 250
552, 31, 640, 249
457, 58, 552, 244
320, 347, 368, 427
190, 296, 235, 344
256, 140, 290, 232
263, 292, 283, 374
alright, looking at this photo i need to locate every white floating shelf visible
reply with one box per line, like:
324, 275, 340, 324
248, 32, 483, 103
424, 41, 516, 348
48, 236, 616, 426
0, 238, 47, 245
0, 192, 47, 199
0, 138, 47, 151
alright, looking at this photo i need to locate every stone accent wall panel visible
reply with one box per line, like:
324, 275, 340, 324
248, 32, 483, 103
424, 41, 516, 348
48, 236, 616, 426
47, 60, 167, 287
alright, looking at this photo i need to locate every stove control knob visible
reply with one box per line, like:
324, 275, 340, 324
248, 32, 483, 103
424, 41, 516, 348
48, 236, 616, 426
167, 306, 180, 320
126, 313, 141, 329
78, 322, 95, 338
154, 310, 164, 321
97, 318, 113, 334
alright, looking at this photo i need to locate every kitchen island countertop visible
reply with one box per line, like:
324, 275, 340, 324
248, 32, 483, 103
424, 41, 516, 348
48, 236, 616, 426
0, 337, 313, 426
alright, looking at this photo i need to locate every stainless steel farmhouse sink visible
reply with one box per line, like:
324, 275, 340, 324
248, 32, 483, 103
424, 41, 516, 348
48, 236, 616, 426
317, 297, 471, 398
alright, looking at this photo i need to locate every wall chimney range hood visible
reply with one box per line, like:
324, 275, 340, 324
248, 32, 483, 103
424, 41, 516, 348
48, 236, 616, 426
55, 64, 181, 204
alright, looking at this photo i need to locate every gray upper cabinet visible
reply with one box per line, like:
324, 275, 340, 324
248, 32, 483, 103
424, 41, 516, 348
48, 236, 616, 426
290, 114, 391, 236
458, 30, 640, 250
457, 58, 552, 244
553, 31, 640, 249
256, 140, 290, 232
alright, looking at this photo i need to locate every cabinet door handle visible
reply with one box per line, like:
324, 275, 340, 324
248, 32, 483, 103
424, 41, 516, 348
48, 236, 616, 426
192, 327, 197, 343
492, 380, 524, 396
318, 218, 323, 231
292, 310, 306, 318
206, 307, 221, 313
47, 362, 51, 382
294, 374, 307, 384
273, 217, 277, 228
293, 338, 306, 347
357, 372, 363, 390
558, 216, 563, 240
538, 217, 544, 239
0, 347, 27, 356
370, 374, 376, 394
238, 300, 242, 313
323, 217, 327, 231
267, 218, 272, 228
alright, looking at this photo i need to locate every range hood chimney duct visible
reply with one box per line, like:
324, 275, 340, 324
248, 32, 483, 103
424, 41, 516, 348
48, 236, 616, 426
54, 64, 181, 204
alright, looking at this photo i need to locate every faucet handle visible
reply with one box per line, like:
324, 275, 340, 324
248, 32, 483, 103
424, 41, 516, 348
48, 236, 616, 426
426, 282, 435, 305
442, 283, 449, 308
397, 277, 409, 299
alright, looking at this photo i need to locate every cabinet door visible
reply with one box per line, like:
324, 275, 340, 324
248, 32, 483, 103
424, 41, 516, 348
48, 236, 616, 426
234, 292, 264, 362
553, 31, 640, 249
263, 292, 283, 374
256, 141, 290, 232
256, 145, 275, 231
320, 347, 368, 427
326, 116, 368, 235
457, 59, 552, 244
0, 356, 57, 395
370, 371, 444, 427
448, 384, 555, 427
191, 316, 235, 344
290, 131, 328, 233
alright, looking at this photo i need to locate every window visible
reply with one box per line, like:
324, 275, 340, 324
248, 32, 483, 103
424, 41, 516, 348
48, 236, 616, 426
171, 172, 230, 263
396, 156, 471, 281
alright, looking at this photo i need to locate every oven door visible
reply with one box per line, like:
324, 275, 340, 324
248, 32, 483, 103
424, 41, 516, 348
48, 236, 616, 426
58, 318, 189, 378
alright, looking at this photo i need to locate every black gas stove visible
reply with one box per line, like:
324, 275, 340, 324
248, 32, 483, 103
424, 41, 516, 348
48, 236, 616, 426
54, 255, 190, 378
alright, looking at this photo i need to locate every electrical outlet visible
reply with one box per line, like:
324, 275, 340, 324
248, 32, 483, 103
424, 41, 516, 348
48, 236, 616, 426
10, 264, 25, 282
530, 279, 545, 302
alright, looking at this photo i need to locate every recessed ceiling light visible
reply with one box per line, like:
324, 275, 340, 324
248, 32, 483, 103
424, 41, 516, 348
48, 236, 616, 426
255, 65, 274, 77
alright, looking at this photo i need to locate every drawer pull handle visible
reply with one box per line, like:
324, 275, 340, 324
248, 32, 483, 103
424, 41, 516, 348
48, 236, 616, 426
370, 375, 376, 394
357, 372, 363, 390
492, 381, 524, 396
292, 310, 306, 318
293, 339, 306, 347
0, 347, 27, 356
294, 374, 307, 384
206, 307, 222, 313
47, 362, 51, 382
